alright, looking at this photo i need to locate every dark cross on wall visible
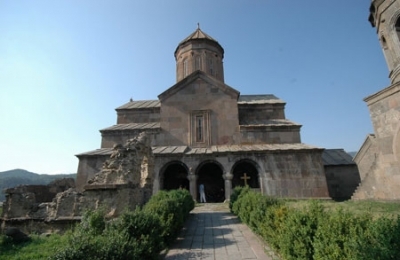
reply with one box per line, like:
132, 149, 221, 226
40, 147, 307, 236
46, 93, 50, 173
240, 173, 251, 186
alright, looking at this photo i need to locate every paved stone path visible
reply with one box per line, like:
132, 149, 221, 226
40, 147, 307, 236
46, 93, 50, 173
164, 203, 279, 260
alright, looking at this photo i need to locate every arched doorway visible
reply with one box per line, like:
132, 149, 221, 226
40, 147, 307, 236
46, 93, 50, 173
162, 162, 189, 191
232, 160, 260, 188
197, 161, 225, 202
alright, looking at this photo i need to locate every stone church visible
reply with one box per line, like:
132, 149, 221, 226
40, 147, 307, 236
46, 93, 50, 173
353, 0, 400, 200
75, 26, 352, 202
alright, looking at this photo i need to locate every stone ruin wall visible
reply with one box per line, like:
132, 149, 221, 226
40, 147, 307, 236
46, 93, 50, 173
354, 84, 400, 200
1, 132, 154, 234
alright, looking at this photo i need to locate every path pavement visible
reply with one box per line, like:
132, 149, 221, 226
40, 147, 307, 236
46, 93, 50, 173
164, 203, 279, 260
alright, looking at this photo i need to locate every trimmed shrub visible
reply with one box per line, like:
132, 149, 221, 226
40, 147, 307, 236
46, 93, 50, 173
230, 189, 400, 260
50, 189, 194, 260
312, 208, 370, 260
355, 216, 400, 260
229, 186, 246, 212
230, 186, 250, 214
258, 203, 289, 249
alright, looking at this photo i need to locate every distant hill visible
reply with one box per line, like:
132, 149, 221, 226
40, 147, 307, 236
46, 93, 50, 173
0, 169, 76, 202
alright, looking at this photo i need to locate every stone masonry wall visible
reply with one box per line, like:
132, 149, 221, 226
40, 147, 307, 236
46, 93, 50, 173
101, 130, 159, 149
238, 103, 285, 122
117, 107, 160, 124
259, 151, 329, 198
240, 127, 301, 144
355, 83, 400, 199
159, 77, 240, 146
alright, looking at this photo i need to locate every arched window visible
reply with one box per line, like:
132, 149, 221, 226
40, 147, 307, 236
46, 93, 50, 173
395, 17, 400, 43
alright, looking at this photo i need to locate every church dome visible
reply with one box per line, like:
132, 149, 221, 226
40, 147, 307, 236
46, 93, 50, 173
174, 25, 225, 82
175, 26, 224, 56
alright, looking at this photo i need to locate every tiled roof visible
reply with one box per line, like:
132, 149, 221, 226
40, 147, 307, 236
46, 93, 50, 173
77, 143, 322, 157
76, 148, 113, 157
322, 149, 355, 166
115, 95, 283, 111
240, 119, 300, 127
116, 100, 160, 110
238, 95, 285, 104
101, 123, 160, 132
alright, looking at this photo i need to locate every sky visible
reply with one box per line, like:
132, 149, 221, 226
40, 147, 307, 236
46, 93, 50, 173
0, 0, 389, 174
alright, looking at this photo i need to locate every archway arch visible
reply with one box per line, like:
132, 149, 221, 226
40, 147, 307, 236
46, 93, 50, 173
231, 159, 260, 188
196, 160, 225, 202
395, 17, 400, 43
161, 161, 189, 191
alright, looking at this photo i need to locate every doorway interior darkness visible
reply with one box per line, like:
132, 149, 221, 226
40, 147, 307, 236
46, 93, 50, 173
197, 162, 224, 202
232, 160, 260, 189
162, 162, 189, 191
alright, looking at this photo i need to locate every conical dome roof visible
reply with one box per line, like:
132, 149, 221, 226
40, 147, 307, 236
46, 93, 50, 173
175, 25, 224, 57
178, 27, 219, 45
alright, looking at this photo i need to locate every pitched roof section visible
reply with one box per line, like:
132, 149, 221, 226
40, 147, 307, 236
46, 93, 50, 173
240, 119, 299, 126
115, 94, 285, 111
116, 100, 160, 110
158, 70, 239, 102
238, 95, 285, 104
76, 148, 113, 157
322, 149, 356, 166
100, 123, 160, 132
77, 143, 323, 157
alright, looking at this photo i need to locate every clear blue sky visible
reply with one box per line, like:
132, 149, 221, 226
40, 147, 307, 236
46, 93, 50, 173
0, 1, 389, 174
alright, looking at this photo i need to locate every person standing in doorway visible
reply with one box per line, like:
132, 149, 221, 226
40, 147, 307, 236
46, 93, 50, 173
199, 183, 206, 203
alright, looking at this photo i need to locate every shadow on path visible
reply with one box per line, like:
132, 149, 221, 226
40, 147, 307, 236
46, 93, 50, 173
163, 203, 279, 260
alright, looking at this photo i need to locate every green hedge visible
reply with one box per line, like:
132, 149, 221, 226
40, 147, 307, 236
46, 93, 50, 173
50, 189, 194, 260
230, 188, 400, 260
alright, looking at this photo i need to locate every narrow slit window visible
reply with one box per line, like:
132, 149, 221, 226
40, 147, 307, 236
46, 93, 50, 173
196, 115, 204, 142
183, 59, 188, 77
195, 56, 201, 70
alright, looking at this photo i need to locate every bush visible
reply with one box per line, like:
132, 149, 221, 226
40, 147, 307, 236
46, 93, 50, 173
278, 202, 324, 260
50, 189, 193, 260
230, 186, 250, 214
355, 216, 400, 260
143, 189, 193, 245
229, 186, 248, 213
258, 203, 289, 249
311, 208, 365, 260
230, 189, 400, 260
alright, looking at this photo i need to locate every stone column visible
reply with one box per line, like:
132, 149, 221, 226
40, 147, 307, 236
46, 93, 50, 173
223, 172, 233, 202
152, 165, 161, 195
188, 167, 198, 201
259, 175, 264, 195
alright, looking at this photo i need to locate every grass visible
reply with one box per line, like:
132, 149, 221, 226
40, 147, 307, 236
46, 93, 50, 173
285, 199, 400, 218
0, 234, 66, 260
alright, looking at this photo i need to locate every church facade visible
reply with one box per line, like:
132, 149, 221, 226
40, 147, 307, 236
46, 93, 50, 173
76, 27, 331, 202
353, 0, 400, 200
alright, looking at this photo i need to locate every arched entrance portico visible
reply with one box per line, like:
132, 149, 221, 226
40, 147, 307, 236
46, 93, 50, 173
232, 159, 260, 189
197, 161, 225, 202
161, 161, 189, 190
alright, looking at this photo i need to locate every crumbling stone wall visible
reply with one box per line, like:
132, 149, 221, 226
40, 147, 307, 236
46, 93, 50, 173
1, 132, 154, 234
1, 179, 75, 219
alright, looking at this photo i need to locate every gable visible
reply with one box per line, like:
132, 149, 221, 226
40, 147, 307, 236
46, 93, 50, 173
158, 70, 239, 102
